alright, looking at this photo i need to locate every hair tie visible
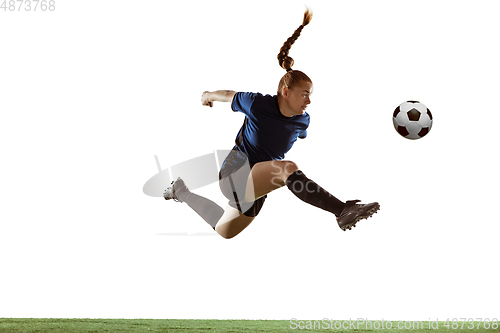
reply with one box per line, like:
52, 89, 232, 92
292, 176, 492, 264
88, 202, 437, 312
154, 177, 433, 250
287, 68, 293, 73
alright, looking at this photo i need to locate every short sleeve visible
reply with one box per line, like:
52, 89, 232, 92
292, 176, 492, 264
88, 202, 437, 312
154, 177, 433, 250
299, 129, 307, 139
231, 92, 259, 117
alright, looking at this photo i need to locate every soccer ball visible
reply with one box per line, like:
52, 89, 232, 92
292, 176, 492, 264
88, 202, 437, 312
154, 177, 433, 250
393, 101, 433, 140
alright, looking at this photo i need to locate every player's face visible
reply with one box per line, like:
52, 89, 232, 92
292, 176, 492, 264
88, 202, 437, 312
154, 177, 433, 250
287, 82, 312, 115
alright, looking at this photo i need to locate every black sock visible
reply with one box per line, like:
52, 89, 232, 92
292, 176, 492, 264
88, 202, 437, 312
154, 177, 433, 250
286, 170, 345, 217
176, 191, 224, 229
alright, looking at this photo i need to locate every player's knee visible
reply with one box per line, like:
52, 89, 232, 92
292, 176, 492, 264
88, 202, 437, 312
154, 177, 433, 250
218, 232, 234, 239
282, 160, 299, 179
218, 231, 239, 239
270, 160, 299, 185
215, 225, 238, 239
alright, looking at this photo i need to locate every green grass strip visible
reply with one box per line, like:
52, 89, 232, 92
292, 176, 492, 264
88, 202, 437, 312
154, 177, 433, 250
1, 318, 499, 333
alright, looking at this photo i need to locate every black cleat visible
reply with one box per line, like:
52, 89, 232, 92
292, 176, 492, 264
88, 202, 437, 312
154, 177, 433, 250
337, 200, 380, 231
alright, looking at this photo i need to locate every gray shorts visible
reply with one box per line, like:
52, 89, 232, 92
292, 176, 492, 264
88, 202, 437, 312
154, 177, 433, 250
218, 149, 266, 217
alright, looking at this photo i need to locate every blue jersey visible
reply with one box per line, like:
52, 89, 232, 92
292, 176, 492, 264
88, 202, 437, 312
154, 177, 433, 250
231, 92, 310, 164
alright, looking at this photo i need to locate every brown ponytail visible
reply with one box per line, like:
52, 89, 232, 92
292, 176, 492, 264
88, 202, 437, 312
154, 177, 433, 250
277, 8, 313, 71
276, 8, 313, 96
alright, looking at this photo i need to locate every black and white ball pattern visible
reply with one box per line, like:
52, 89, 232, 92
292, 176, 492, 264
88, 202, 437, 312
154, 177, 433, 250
393, 101, 433, 140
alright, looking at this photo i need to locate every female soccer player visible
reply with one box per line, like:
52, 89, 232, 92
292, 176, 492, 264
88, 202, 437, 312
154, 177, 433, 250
163, 8, 380, 238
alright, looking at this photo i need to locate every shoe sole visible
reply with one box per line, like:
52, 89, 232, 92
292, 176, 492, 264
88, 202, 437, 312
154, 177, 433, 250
164, 178, 187, 202
163, 190, 176, 201
340, 203, 380, 231
163, 180, 177, 201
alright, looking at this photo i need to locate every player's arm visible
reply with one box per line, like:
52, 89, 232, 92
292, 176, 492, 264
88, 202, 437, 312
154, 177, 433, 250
201, 90, 236, 107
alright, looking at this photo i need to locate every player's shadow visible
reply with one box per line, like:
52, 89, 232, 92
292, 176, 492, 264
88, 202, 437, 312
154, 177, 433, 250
156, 232, 218, 237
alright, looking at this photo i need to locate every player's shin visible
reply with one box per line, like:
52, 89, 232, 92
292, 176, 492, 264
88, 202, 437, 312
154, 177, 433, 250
177, 191, 224, 229
285, 170, 345, 217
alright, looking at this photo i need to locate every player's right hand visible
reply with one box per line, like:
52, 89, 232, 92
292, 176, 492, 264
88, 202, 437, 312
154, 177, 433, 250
201, 91, 213, 107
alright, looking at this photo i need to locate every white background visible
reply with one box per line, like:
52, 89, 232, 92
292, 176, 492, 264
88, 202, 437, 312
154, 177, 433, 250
1, 0, 499, 321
